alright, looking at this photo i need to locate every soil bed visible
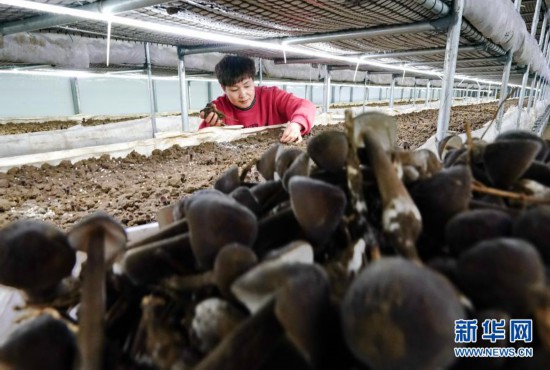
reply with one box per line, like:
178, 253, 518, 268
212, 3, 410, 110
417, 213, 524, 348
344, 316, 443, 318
0, 101, 515, 230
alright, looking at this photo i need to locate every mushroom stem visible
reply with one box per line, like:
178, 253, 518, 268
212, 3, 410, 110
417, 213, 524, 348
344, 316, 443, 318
78, 231, 105, 370
253, 208, 306, 258
125, 217, 188, 250
362, 125, 422, 259
343, 110, 379, 262
122, 233, 195, 285
163, 271, 213, 291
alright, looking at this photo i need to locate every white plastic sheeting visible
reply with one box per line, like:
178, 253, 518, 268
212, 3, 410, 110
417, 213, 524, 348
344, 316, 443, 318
463, 0, 550, 80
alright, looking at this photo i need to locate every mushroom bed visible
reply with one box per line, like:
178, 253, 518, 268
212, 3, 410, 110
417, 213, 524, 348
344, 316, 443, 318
0, 101, 514, 230
2, 98, 550, 370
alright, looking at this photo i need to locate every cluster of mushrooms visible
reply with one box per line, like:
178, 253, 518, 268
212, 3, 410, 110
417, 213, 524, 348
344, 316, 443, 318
1, 110, 550, 370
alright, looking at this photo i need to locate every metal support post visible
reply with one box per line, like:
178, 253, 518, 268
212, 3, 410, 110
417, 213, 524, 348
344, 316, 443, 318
425, 80, 432, 107
145, 42, 157, 137
322, 65, 331, 113
70, 77, 81, 115
177, 47, 190, 132
436, 0, 464, 142
389, 76, 397, 109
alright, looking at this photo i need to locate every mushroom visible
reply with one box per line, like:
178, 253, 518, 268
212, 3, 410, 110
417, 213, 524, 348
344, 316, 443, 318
495, 129, 547, 161
250, 180, 288, 216
306, 130, 349, 173
456, 237, 545, 317
445, 209, 513, 257
186, 193, 258, 270
230, 186, 262, 216
195, 262, 330, 370
67, 212, 126, 370
263, 240, 314, 263
274, 147, 303, 181
171, 188, 227, 221
125, 216, 188, 250
341, 257, 465, 370
256, 143, 281, 180
513, 205, 550, 265
0, 220, 76, 303
408, 165, 472, 256
437, 134, 463, 161
191, 297, 247, 354
354, 111, 396, 152
288, 176, 347, 247
522, 160, 550, 187
391, 149, 442, 183
353, 111, 422, 259
281, 152, 313, 191
253, 207, 306, 258
483, 139, 541, 189
121, 232, 196, 285
162, 243, 258, 299
0, 314, 77, 370
214, 165, 240, 194
231, 246, 314, 314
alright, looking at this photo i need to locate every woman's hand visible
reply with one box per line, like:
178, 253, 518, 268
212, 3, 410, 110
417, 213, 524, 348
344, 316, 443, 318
200, 103, 225, 127
280, 122, 303, 143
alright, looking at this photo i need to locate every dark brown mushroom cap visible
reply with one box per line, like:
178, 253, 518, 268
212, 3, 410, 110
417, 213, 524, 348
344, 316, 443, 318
182, 188, 226, 216
353, 111, 397, 151
282, 152, 311, 191
214, 165, 240, 194
457, 237, 545, 316
306, 130, 349, 173
288, 176, 347, 246
275, 147, 303, 180
187, 194, 258, 270
0, 220, 75, 292
341, 257, 465, 370
230, 186, 261, 216
231, 258, 314, 314
213, 243, 258, 298
445, 209, 513, 257
409, 165, 472, 241
274, 264, 330, 366
257, 143, 281, 180
495, 129, 547, 161
67, 211, 126, 265
483, 139, 541, 189
443, 147, 467, 168
522, 160, 550, 187
249, 180, 286, 214
513, 205, 550, 265
0, 314, 77, 370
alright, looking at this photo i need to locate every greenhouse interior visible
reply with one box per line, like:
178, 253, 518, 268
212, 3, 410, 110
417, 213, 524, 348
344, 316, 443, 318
2, 0, 550, 369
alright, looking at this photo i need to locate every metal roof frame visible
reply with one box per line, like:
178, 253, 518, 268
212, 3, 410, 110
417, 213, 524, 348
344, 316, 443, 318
0, 0, 549, 138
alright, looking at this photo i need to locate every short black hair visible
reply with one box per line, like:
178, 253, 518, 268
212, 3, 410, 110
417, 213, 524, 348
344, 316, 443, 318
215, 55, 256, 87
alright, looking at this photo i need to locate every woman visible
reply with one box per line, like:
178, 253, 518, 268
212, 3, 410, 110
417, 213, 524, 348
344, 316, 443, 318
199, 55, 316, 143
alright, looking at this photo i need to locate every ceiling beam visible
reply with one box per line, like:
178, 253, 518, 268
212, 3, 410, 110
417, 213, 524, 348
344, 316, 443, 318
181, 18, 450, 55
0, 0, 169, 35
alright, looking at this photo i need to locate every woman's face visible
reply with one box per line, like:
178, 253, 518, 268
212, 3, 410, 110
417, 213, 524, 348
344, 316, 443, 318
223, 77, 255, 109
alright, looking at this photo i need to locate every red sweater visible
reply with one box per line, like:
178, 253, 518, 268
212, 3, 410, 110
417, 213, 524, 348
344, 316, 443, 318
199, 86, 316, 135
